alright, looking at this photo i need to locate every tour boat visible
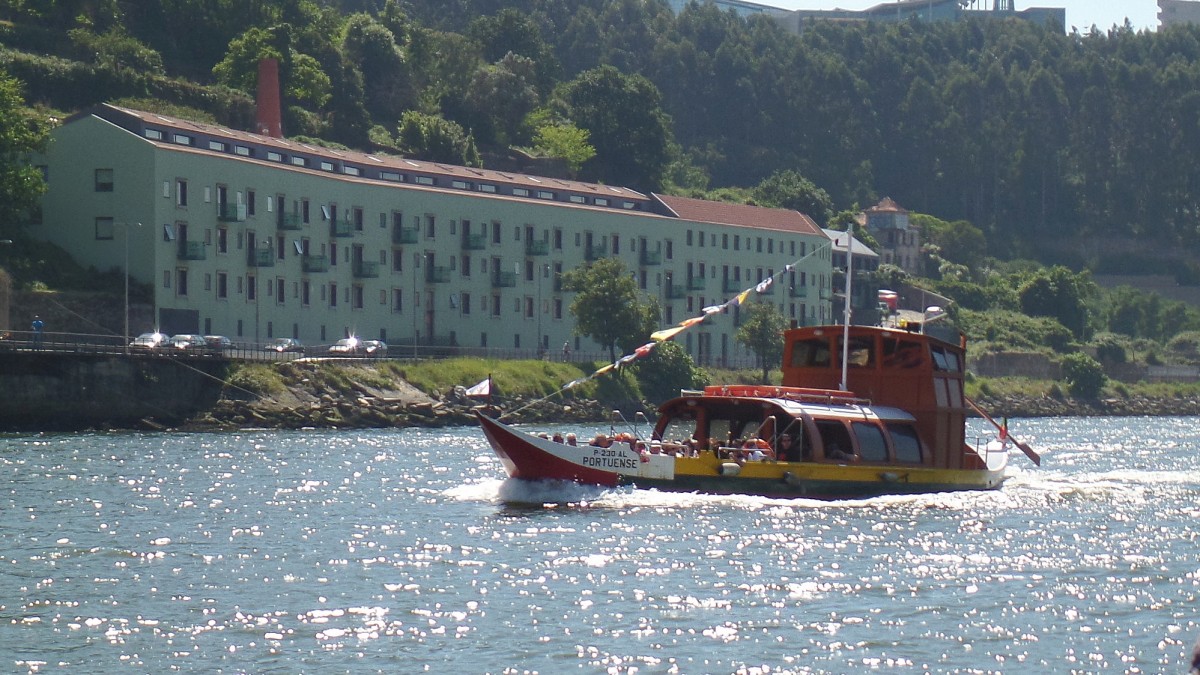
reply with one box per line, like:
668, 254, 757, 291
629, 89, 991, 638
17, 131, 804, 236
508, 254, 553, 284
477, 323, 1035, 499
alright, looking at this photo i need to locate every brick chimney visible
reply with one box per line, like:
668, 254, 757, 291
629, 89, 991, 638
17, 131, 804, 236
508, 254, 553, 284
255, 58, 283, 138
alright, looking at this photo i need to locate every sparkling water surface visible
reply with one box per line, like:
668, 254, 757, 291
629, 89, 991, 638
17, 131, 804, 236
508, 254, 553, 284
1, 417, 1197, 673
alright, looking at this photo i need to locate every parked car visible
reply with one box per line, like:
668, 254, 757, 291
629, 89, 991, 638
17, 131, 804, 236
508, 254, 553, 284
266, 337, 305, 354
327, 337, 359, 356
166, 334, 208, 353
129, 332, 168, 351
204, 335, 232, 354
361, 340, 388, 357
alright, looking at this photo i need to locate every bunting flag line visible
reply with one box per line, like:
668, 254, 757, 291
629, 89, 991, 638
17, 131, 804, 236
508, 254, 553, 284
498, 240, 835, 421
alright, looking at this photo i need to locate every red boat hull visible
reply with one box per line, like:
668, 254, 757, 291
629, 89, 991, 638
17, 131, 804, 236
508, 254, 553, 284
476, 412, 627, 486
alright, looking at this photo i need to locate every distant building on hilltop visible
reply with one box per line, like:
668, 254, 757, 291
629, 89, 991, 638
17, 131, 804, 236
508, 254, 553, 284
666, 0, 1065, 32
860, 198, 923, 277
1159, 0, 1200, 27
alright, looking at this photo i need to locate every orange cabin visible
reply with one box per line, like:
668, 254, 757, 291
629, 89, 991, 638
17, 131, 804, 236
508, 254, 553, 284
780, 325, 979, 470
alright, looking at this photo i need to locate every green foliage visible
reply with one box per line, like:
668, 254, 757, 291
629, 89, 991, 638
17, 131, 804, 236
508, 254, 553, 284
1165, 331, 1200, 365
735, 302, 787, 383
553, 65, 672, 192
958, 308, 1075, 355
394, 357, 611, 401
531, 122, 595, 176
396, 110, 481, 167
1017, 266, 1096, 340
751, 170, 833, 225
211, 26, 332, 110
1060, 352, 1106, 400
632, 340, 709, 405
1091, 334, 1128, 365
67, 25, 164, 74
0, 73, 48, 228
227, 363, 286, 396
562, 257, 660, 361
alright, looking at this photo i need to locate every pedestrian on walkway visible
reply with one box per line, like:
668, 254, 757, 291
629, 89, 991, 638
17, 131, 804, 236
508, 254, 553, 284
31, 315, 44, 349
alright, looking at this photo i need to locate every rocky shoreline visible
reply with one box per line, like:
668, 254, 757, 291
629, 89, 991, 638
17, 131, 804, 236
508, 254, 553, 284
171, 372, 1200, 433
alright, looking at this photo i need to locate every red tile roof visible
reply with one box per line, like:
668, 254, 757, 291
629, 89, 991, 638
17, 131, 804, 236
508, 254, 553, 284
866, 197, 907, 214
653, 194, 824, 236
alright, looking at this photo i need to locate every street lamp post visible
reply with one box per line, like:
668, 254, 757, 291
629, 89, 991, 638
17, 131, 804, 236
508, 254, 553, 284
537, 264, 547, 356
117, 223, 142, 354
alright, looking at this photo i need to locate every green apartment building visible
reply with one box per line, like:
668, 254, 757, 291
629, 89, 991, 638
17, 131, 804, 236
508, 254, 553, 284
34, 104, 834, 365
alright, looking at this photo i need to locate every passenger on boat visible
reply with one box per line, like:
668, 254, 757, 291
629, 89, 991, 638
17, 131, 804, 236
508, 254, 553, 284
590, 433, 613, 447
826, 440, 855, 462
552, 432, 564, 444
777, 433, 803, 462
742, 436, 774, 461
565, 433, 578, 446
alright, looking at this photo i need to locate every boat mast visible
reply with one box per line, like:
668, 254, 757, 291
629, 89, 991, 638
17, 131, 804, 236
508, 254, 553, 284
840, 224, 853, 391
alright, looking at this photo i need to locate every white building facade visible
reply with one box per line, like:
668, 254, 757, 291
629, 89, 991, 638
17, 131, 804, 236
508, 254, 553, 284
34, 105, 834, 366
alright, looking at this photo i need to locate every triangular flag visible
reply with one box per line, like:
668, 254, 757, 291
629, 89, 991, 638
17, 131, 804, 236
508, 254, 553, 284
634, 342, 656, 358
465, 377, 490, 397
651, 325, 687, 341
755, 278, 773, 293
735, 289, 751, 306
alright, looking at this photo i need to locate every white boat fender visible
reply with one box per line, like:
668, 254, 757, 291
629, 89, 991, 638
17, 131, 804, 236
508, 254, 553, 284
879, 472, 906, 483
719, 462, 741, 476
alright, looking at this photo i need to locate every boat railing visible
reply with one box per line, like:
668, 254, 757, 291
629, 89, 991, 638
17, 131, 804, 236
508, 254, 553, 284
701, 384, 872, 407
609, 409, 653, 445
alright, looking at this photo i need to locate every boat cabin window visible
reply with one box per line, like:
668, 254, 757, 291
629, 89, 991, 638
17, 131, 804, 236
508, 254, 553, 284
882, 338, 925, 368
851, 422, 889, 462
887, 423, 923, 463
659, 413, 697, 444
790, 338, 830, 368
930, 346, 961, 373
815, 420, 855, 462
836, 336, 874, 368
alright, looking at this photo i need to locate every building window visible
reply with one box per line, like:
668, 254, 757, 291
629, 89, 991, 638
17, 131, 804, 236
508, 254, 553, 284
144, 129, 163, 140
217, 227, 228, 253
177, 269, 188, 296
172, 133, 192, 146
291, 156, 307, 167
381, 171, 401, 182
512, 188, 529, 197
267, 151, 283, 162
94, 217, 114, 240
302, 199, 310, 223
247, 190, 256, 216
235, 145, 251, 156
247, 275, 256, 300
208, 140, 226, 152
353, 207, 364, 231
330, 282, 338, 307
176, 179, 188, 206
320, 161, 334, 172
95, 169, 113, 192
595, 198, 608, 207
479, 184, 496, 193
452, 180, 470, 189
461, 292, 471, 315
569, 195, 585, 204
393, 288, 403, 312
425, 215, 435, 238
415, 176, 434, 185
352, 285, 364, 309
536, 191, 553, 200
492, 294, 501, 317
217, 272, 228, 299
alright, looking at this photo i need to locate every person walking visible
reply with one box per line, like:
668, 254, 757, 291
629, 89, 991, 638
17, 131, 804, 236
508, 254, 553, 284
561, 341, 571, 361
31, 315, 44, 349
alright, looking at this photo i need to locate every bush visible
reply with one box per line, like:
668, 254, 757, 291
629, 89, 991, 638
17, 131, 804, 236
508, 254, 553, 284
1060, 352, 1105, 399
633, 340, 709, 404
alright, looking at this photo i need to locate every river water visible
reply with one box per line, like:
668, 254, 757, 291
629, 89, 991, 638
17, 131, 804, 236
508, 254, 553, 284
1, 416, 1197, 673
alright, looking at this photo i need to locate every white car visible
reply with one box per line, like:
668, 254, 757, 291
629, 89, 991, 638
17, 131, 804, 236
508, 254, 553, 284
327, 338, 359, 356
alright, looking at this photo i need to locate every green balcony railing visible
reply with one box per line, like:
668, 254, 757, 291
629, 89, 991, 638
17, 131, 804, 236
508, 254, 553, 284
217, 202, 244, 222
426, 265, 450, 283
352, 260, 379, 278
177, 240, 206, 260
248, 248, 274, 267
687, 277, 707, 291
525, 239, 549, 256
330, 218, 354, 237
666, 284, 686, 299
462, 232, 486, 250
278, 213, 302, 231
639, 250, 662, 266
492, 270, 516, 288
302, 254, 329, 273
585, 243, 607, 261
789, 286, 809, 298
723, 278, 743, 294
393, 226, 418, 244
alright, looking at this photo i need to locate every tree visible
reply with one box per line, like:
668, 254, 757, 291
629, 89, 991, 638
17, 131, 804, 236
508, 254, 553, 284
0, 75, 49, 232
1060, 352, 1105, 399
212, 26, 332, 111
633, 340, 708, 404
342, 13, 412, 125
396, 111, 481, 167
554, 65, 673, 192
463, 53, 539, 146
752, 170, 834, 225
736, 302, 787, 383
532, 122, 595, 177
562, 257, 660, 361
1017, 266, 1095, 341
